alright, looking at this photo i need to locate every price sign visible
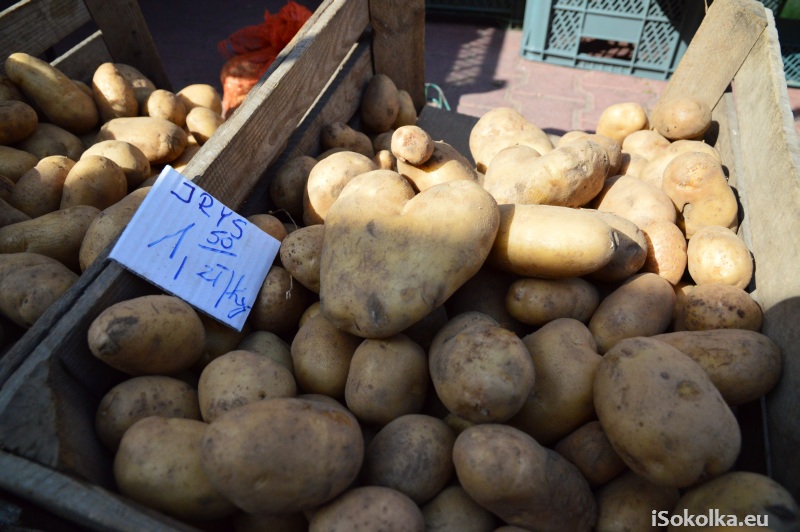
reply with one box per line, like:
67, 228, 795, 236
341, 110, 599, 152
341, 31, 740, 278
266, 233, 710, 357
109, 166, 279, 331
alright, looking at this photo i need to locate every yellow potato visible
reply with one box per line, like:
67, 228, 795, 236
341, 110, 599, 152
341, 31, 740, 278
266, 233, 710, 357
185, 106, 224, 145
279, 223, 324, 293
652, 96, 712, 141
554, 421, 627, 487
96, 116, 188, 165
303, 151, 377, 225
469, 107, 554, 173
506, 277, 599, 326
687, 225, 753, 289
320, 121, 374, 158
115, 63, 157, 109
142, 89, 186, 127
596, 102, 649, 145
592, 174, 677, 229
60, 155, 128, 210
249, 265, 310, 335
640, 221, 688, 285
0, 145, 38, 183
391, 125, 434, 165
92, 62, 138, 122
310, 486, 425, 531
82, 140, 151, 191
680, 283, 763, 332
177, 83, 223, 115
14, 122, 85, 161
269, 155, 316, 222
595, 470, 680, 532
0, 255, 78, 328
9, 155, 75, 218
392, 89, 417, 128
396, 140, 479, 192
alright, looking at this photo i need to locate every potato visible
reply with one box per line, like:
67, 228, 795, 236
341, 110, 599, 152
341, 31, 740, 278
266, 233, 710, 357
320, 121, 374, 158
142, 89, 186, 127
687, 225, 753, 289
363, 414, 454, 504
360, 74, 400, 133
249, 265, 310, 335
87, 294, 206, 375
177, 83, 223, 115
344, 334, 428, 426
198, 349, 297, 422
0, 256, 78, 328
592, 174, 677, 228
594, 336, 741, 487
14, 122, 85, 161
114, 417, 235, 520
279, 224, 323, 292
505, 277, 599, 326
185, 106, 224, 145
596, 101, 649, 145
469, 107, 554, 173
303, 150, 377, 225
554, 420, 627, 487
640, 221, 688, 285
237, 330, 294, 373
680, 283, 763, 332
429, 315, 534, 423
509, 318, 601, 445
0, 145, 38, 183
372, 149, 396, 170
454, 423, 597, 531
78, 187, 149, 271
92, 62, 138, 122
622, 129, 670, 161
320, 175, 499, 338
0, 100, 37, 145
586, 210, 648, 283
201, 397, 364, 514
9, 155, 75, 218
310, 486, 424, 532
82, 140, 151, 190
583, 132, 623, 175
488, 203, 616, 278
115, 63, 156, 108
421, 485, 498, 532
652, 96, 712, 141
396, 140, 479, 192
4, 52, 99, 134
662, 151, 738, 238
269, 155, 316, 222
672, 281, 696, 331
0, 75, 26, 102
595, 470, 680, 532
96, 116, 188, 165
446, 266, 526, 336
0, 198, 30, 229
639, 139, 722, 188
482, 138, 608, 207
588, 272, 676, 354
0, 204, 99, 271
391, 125, 433, 165
60, 155, 128, 210
95, 375, 201, 452
667, 471, 799, 531
652, 329, 781, 405
194, 313, 250, 371
247, 213, 288, 243
617, 152, 649, 178
392, 89, 417, 128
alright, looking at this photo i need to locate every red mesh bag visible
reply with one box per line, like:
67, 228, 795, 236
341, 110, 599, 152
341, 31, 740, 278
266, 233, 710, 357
218, 2, 312, 117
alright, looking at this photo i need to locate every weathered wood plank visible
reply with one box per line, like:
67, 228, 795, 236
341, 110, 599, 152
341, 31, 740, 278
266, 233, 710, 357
50, 29, 111, 83
658, 0, 766, 111
368, 0, 426, 111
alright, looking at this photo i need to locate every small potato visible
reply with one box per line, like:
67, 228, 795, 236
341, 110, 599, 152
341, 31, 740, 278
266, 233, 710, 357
303, 150, 377, 225
0, 258, 78, 328
201, 397, 364, 514
269, 155, 316, 222
82, 140, 151, 190
279, 223, 324, 293
622, 129, 670, 161
0, 100, 38, 145
114, 63, 156, 109
96, 116, 188, 165
588, 272, 676, 354
509, 318, 602, 446
60, 155, 128, 210
360, 74, 400, 133
454, 424, 597, 531
114, 417, 236, 520
596, 102, 649, 146
680, 283, 763, 332
0, 204, 99, 271
396, 140, 478, 192
0, 145, 38, 183
640, 221, 688, 285
310, 486, 425, 532
469, 107, 554, 173
505, 277, 599, 326
372, 149, 396, 170
687, 225, 753, 289
391, 125, 434, 165
586, 209, 648, 283
652, 96, 712, 140
9, 155, 75, 218
392, 89, 417, 128
320, 121, 374, 158
247, 213, 289, 243
594, 336, 741, 488
592, 174, 677, 229
186, 106, 224, 145
344, 335, 428, 426
595, 470, 680, 532
198, 349, 297, 422
95, 375, 201, 452
88, 294, 206, 375
92, 62, 138, 122
177, 83, 223, 115
79, 187, 149, 271
249, 265, 310, 335
14, 122, 85, 161
421, 485, 498, 532
237, 330, 294, 373
554, 421, 627, 487
143, 89, 186, 127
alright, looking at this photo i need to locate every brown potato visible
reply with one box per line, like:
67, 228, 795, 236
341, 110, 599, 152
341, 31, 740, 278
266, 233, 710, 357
554, 421, 627, 487
82, 140, 151, 190
360, 74, 400, 133
640, 221, 688, 285
269, 155, 316, 222
680, 283, 763, 332
320, 121, 374, 158
302, 150, 377, 225
0, 100, 37, 145
596, 102, 649, 146
687, 225, 753, 289
92, 62, 138, 122
249, 265, 310, 335
142, 89, 186, 127
279, 224, 323, 293
446, 266, 526, 336
14, 122, 85, 160
60, 155, 128, 210
505, 277, 599, 326
9, 155, 75, 218
372, 130, 395, 152
0, 198, 30, 229
652, 96, 712, 140
194, 313, 250, 371
310, 486, 424, 531
96, 116, 188, 165
185, 106, 224, 145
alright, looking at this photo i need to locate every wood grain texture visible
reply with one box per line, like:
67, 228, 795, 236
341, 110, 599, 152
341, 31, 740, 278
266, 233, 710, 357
658, 0, 767, 111
368, 0, 426, 111
50, 30, 112, 83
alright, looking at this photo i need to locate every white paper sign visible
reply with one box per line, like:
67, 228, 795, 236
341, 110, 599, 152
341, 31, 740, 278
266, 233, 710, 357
109, 166, 279, 331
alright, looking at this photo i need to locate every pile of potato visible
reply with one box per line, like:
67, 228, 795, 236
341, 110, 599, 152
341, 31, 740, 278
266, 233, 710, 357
76, 71, 800, 531
0, 52, 225, 343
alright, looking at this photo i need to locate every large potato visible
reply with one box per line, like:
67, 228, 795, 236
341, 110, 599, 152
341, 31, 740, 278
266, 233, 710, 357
303, 150, 377, 225
639, 139, 722, 189
177, 83, 223, 115
469, 107, 555, 173
201, 397, 364, 514
9, 155, 75, 218
680, 283, 764, 332
391, 125, 433, 165
92, 62, 138, 122
622, 129, 670, 161
0, 100, 37, 145
310, 486, 424, 532
453, 423, 597, 531
4, 52, 99, 134
237, 330, 294, 373
0, 254, 78, 328
640, 221, 688, 285
185, 106, 224, 145
96, 116, 188, 165
142, 89, 186, 127
594, 336, 741, 488
60, 155, 128, 210
321, 121, 374, 158
320, 174, 499, 338
87, 294, 206, 375
651, 96, 712, 141
445, 266, 526, 336
114, 63, 156, 108
396, 140, 478, 192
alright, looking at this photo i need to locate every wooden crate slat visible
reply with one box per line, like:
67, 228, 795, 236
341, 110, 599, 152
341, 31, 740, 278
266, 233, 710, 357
50, 29, 111, 83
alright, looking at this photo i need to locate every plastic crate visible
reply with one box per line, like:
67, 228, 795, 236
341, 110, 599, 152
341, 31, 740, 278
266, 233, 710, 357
520, 0, 706, 79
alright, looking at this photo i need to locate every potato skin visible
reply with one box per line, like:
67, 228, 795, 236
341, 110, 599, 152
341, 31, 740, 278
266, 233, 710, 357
0, 100, 37, 145
421, 485, 498, 532
303, 151, 377, 225
87, 294, 206, 375
506, 277, 599, 325
640, 221, 688, 285
82, 140, 151, 190
201, 397, 364, 514
79, 187, 149, 271
681, 283, 763, 332
652, 96, 712, 141
143, 89, 186, 127
469, 107, 554, 173
270, 155, 316, 222
321, 121, 374, 158
396, 140, 479, 192
9, 155, 75, 218
249, 265, 310, 335
554, 421, 627, 487
360, 74, 400, 133
96, 117, 188, 165
0, 146, 38, 183
596, 101, 649, 145
279, 224, 324, 293
586, 209, 648, 283
177, 83, 223, 115
391, 125, 433, 165
92, 62, 138, 122
0, 258, 78, 328
60, 155, 128, 210
687, 225, 753, 289
594, 336, 741, 488
592, 174, 677, 229
595, 470, 680, 532
14, 122, 85, 161
310, 486, 425, 532
185, 106, 224, 145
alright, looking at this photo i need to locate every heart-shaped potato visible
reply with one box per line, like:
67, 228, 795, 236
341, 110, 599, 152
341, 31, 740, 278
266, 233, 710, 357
320, 171, 499, 338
